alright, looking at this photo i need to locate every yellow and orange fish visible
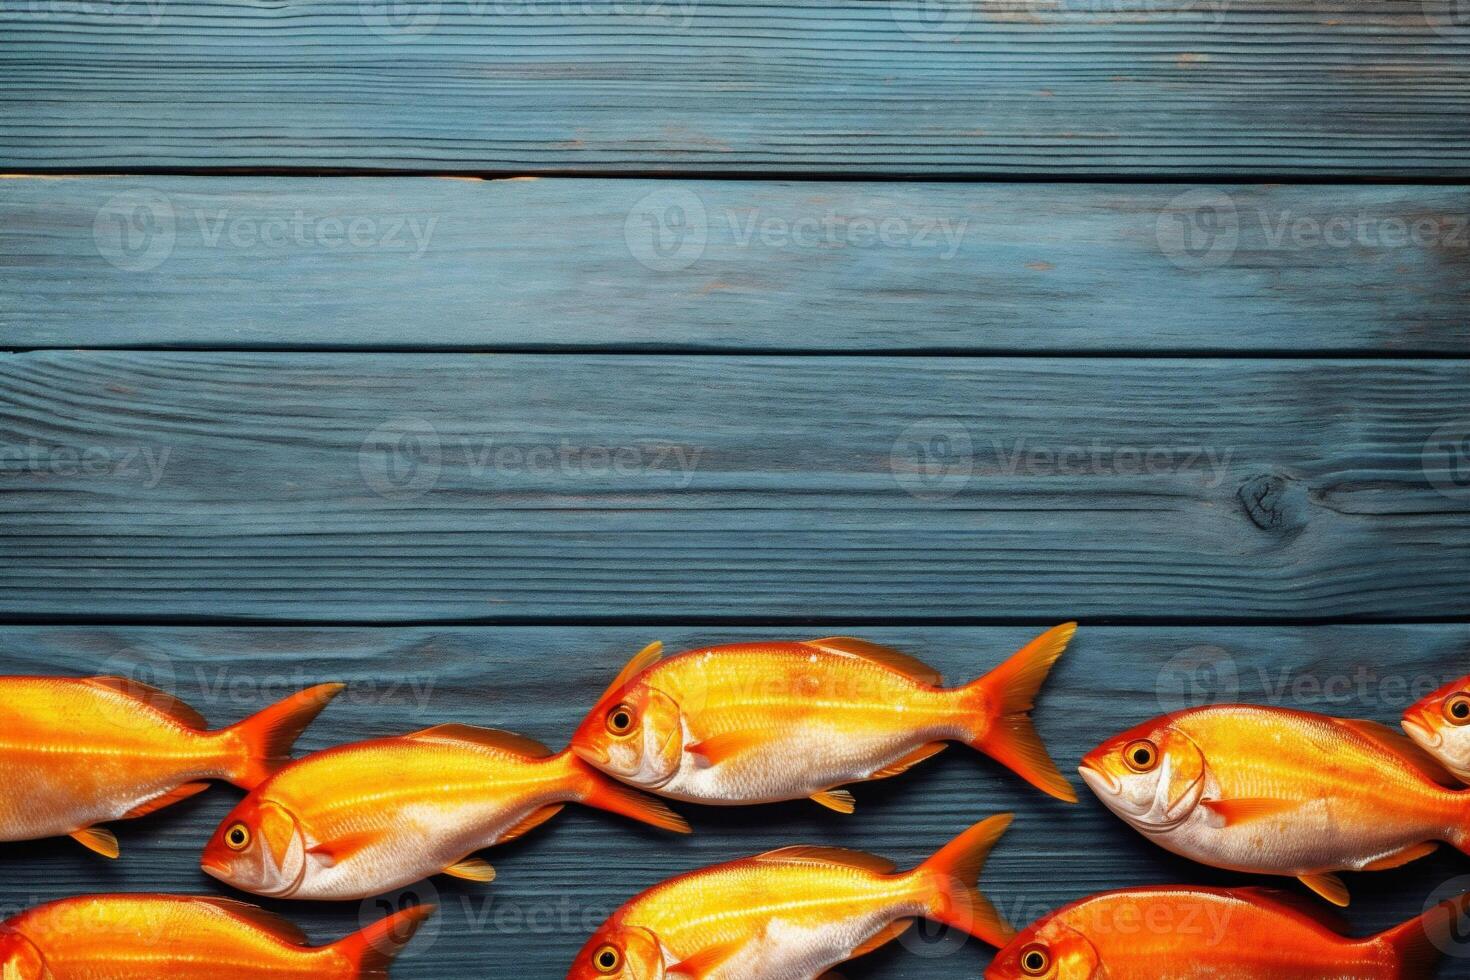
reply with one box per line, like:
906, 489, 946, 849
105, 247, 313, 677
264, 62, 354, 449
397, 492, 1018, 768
1403, 672, 1470, 784
0, 676, 343, 858
567, 814, 1016, 980
201, 724, 690, 901
0, 894, 432, 979
569, 625, 1078, 812
1081, 704, 1470, 906
985, 886, 1470, 979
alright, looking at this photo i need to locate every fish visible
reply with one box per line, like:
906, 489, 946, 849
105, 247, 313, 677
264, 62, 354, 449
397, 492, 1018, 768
1079, 703, 1470, 906
568, 625, 1079, 812
567, 814, 1016, 980
200, 723, 690, 901
0, 893, 432, 979
0, 676, 343, 858
985, 885, 1470, 979
1402, 672, 1470, 784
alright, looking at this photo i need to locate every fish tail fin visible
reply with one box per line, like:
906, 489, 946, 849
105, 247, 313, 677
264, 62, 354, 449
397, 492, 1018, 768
963, 623, 1078, 803
1374, 890, 1470, 978
914, 813, 1016, 948
219, 683, 345, 788
330, 903, 436, 978
560, 751, 691, 834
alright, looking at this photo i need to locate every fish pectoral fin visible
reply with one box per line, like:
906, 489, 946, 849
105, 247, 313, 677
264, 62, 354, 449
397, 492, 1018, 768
70, 826, 120, 859
669, 939, 744, 980
442, 857, 496, 882
1199, 797, 1297, 826
306, 830, 385, 867
867, 742, 948, 781
498, 804, 565, 844
1299, 873, 1351, 907
685, 730, 762, 767
1362, 842, 1439, 872
809, 789, 857, 814
121, 782, 211, 820
851, 918, 915, 958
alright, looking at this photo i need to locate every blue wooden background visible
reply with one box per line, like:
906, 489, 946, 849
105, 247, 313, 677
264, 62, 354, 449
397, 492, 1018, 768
3, 0, 1469, 976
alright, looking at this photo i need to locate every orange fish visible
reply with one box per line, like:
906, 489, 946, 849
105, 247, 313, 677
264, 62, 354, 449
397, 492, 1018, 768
1403, 672, 1470, 784
1080, 704, 1470, 906
567, 814, 1016, 980
569, 625, 1078, 812
0, 894, 432, 979
201, 724, 690, 901
0, 676, 343, 857
986, 886, 1470, 979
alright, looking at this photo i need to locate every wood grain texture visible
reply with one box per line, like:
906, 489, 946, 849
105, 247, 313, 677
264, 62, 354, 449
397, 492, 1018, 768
0, 625, 1466, 978
4, 177, 1469, 353
2, 351, 1468, 622
3, 0, 1469, 175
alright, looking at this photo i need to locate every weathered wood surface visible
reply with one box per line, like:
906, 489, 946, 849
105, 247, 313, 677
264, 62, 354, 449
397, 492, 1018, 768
4, 1, 1469, 175
2, 351, 1468, 622
0, 624, 1466, 978
4, 177, 1468, 353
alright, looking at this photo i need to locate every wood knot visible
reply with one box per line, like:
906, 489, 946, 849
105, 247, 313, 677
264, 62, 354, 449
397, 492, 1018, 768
1238, 473, 1308, 536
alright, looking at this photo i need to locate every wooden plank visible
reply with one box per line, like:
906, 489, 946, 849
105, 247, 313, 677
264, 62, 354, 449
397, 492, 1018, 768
4, 177, 1468, 353
2, 351, 1468, 622
0, 624, 1464, 978
2, 1, 1468, 175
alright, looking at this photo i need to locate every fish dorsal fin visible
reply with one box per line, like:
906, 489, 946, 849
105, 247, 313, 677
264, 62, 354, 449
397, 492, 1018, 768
851, 919, 914, 958
191, 897, 310, 946
800, 638, 943, 687
84, 677, 208, 730
1235, 888, 1350, 934
754, 845, 896, 875
405, 724, 553, 759
121, 782, 211, 820
1332, 718, 1461, 787
498, 804, 565, 844
1299, 873, 1350, 907
597, 641, 665, 702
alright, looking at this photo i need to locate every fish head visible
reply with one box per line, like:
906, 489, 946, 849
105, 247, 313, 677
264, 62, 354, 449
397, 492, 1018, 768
571, 682, 685, 789
986, 918, 1103, 980
566, 924, 666, 980
1402, 674, 1470, 782
0, 927, 50, 980
1079, 717, 1207, 833
200, 797, 308, 897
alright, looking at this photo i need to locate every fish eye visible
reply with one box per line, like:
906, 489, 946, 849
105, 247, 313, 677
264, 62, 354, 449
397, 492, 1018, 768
592, 944, 622, 974
605, 703, 637, 736
1445, 694, 1470, 726
224, 822, 251, 851
1123, 738, 1159, 773
1019, 943, 1051, 976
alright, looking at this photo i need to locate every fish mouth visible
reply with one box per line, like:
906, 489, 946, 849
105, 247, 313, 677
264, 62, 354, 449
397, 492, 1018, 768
1077, 761, 1120, 798
1401, 712, 1442, 749
199, 857, 232, 881
572, 743, 609, 767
